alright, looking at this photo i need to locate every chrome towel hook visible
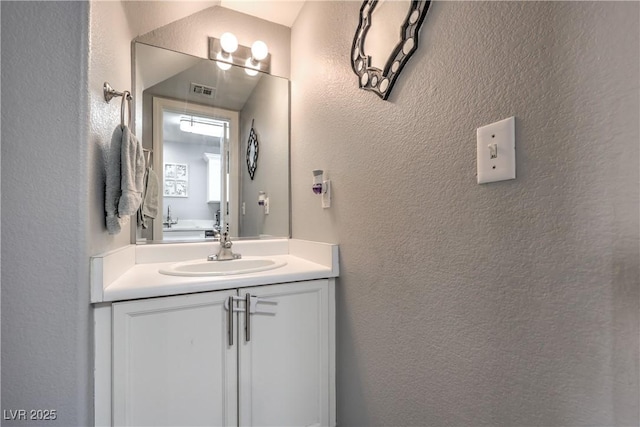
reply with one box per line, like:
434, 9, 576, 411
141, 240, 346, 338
103, 81, 133, 127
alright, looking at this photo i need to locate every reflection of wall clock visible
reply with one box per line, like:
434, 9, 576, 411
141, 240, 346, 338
246, 119, 259, 180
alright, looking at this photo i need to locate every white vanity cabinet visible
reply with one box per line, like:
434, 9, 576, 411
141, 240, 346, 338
238, 280, 333, 426
110, 279, 335, 427
112, 290, 238, 426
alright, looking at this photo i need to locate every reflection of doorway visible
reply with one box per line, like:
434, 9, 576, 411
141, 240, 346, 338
150, 97, 239, 241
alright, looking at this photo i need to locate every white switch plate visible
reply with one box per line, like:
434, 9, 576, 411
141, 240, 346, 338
477, 116, 516, 184
322, 180, 331, 208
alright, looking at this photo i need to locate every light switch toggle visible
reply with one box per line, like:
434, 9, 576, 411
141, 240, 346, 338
476, 116, 516, 184
488, 143, 497, 159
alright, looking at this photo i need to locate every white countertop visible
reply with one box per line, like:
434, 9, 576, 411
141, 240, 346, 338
91, 239, 339, 303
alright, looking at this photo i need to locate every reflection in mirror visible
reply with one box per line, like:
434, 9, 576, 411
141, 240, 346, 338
364, 0, 411, 70
152, 98, 234, 241
351, 0, 431, 100
134, 42, 290, 243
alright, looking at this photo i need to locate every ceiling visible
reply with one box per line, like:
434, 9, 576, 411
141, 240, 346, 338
163, 111, 224, 147
220, 0, 305, 27
124, 0, 304, 33
138, 42, 262, 111
136, 1, 302, 147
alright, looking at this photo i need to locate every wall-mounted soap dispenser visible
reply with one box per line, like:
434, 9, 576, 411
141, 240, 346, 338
312, 170, 323, 194
258, 191, 269, 214
312, 170, 331, 209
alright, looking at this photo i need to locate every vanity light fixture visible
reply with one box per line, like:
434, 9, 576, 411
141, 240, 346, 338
244, 40, 269, 76
209, 37, 271, 75
215, 32, 237, 71
180, 117, 224, 138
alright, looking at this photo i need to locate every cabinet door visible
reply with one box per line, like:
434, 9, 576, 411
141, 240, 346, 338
238, 280, 332, 427
113, 291, 237, 427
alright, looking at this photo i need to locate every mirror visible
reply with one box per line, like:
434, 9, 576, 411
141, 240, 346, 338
364, 0, 410, 70
351, 0, 431, 100
134, 42, 290, 243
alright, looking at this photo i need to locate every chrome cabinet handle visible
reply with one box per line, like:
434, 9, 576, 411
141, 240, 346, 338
245, 293, 252, 342
227, 293, 278, 344
228, 295, 234, 346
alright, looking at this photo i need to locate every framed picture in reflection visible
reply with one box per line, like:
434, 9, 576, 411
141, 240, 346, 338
164, 163, 188, 197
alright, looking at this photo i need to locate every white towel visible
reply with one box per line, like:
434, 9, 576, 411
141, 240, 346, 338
118, 126, 145, 216
137, 167, 159, 229
105, 125, 144, 234
105, 126, 124, 234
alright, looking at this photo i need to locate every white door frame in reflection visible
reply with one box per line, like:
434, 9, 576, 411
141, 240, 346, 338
152, 97, 240, 240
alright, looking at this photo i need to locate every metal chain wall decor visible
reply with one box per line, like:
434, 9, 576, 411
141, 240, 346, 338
351, 0, 431, 100
246, 119, 259, 180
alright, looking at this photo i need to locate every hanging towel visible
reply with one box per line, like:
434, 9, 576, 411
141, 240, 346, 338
105, 125, 124, 234
138, 167, 159, 229
105, 125, 144, 234
118, 126, 145, 216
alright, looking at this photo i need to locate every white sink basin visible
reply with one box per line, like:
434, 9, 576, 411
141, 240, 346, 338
159, 257, 287, 277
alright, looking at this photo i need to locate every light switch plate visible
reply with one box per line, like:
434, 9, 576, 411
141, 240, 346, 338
477, 116, 516, 184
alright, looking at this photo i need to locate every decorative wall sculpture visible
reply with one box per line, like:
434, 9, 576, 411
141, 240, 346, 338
351, 0, 431, 100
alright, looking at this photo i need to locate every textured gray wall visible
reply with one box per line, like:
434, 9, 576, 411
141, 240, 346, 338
163, 139, 217, 221
2, 1, 209, 424
291, 1, 639, 426
240, 75, 290, 238
1, 2, 92, 425
88, 0, 138, 253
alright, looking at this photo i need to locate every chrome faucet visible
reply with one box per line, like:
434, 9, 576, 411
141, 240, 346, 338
163, 205, 178, 228
207, 225, 241, 261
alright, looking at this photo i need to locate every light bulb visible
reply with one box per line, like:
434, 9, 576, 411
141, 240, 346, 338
220, 32, 238, 53
180, 118, 224, 137
216, 52, 232, 70
251, 40, 269, 61
244, 58, 259, 76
